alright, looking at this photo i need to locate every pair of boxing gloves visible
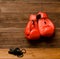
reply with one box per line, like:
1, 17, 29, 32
25, 12, 55, 40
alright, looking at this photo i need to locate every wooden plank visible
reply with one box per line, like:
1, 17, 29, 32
0, 1, 59, 13
0, 3, 60, 13
0, 48, 60, 59
0, 0, 60, 3
0, 28, 59, 48
0, 13, 60, 28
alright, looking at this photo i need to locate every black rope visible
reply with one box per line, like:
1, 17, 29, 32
8, 47, 26, 57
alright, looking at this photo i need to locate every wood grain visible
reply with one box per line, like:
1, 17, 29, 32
0, 48, 60, 59
0, 0, 60, 48
0, 0, 60, 59
0, 13, 60, 28
0, 28, 59, 48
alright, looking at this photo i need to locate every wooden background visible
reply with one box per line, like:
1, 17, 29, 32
0, 0, 60, 48
0, 0, 60, 59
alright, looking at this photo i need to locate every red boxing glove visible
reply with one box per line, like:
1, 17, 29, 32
25, 14, 40, 40
36, 12, 55, 37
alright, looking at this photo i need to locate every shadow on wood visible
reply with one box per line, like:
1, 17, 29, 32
27, 32, 55, 47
